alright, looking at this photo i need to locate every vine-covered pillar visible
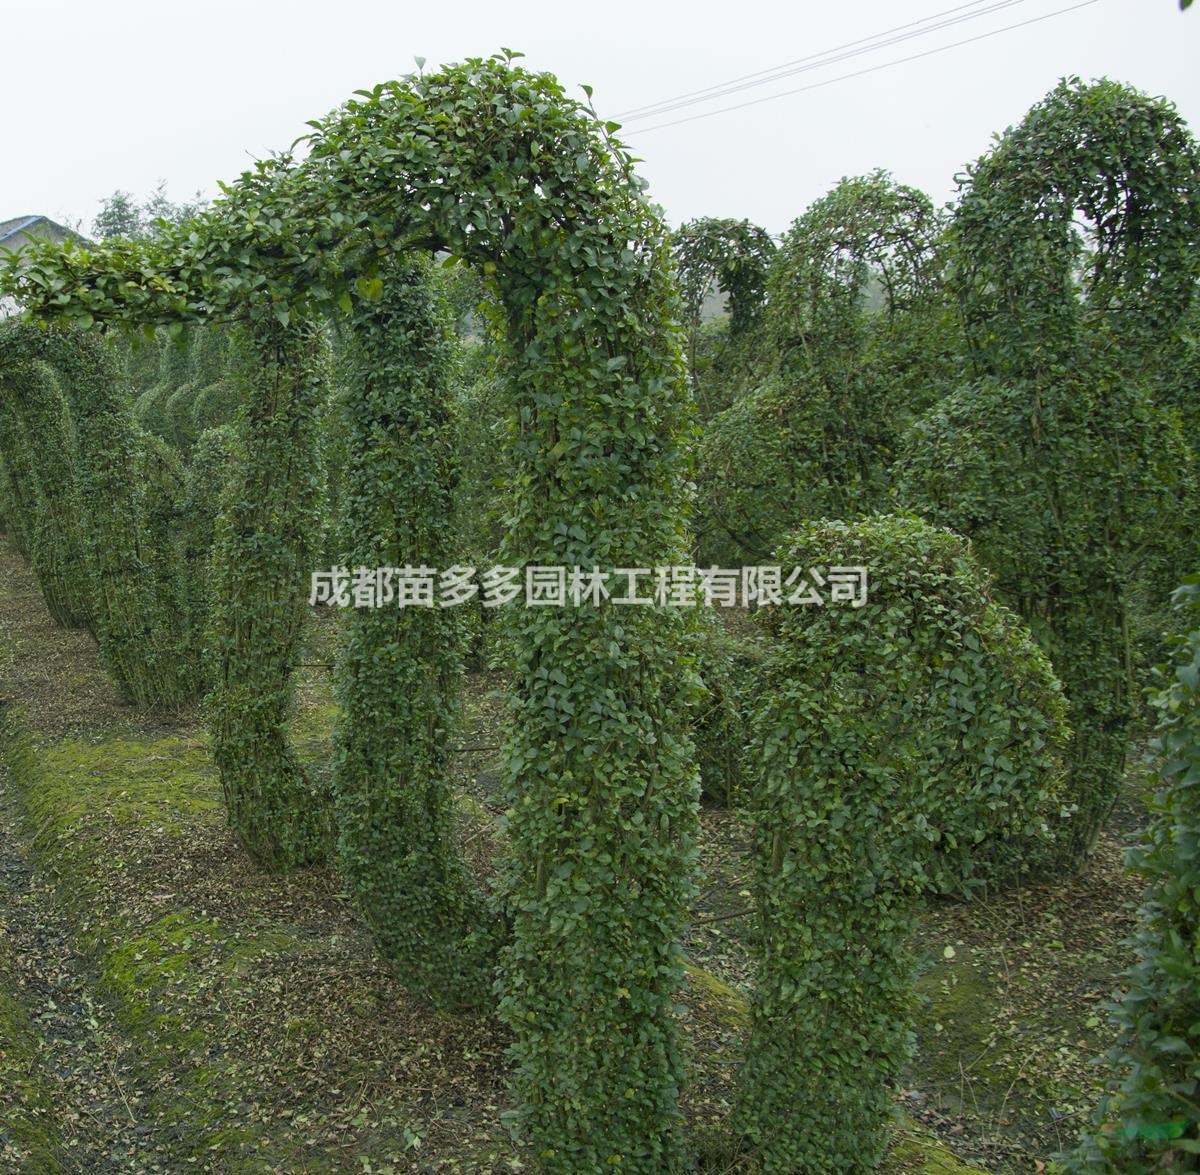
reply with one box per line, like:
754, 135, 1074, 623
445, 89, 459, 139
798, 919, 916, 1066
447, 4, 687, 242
206, 309, 330, 869
181, 424, 237, 689
489, 244, 700, 1168
332, 257, 498, 1007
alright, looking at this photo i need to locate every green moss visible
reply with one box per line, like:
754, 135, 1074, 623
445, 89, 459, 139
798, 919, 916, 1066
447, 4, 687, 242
99, 910, 218, 1045
685, 959, 750, 1031
290, 698, 339, 751
887, 1119, 986, 1173
222, 927, 301, 970
19, 733, 219, 845
912, 956, 1023, 1108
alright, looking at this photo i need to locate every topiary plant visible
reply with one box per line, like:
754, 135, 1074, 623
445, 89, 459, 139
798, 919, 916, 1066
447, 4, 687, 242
735, 515, 1067, 1172
1065, 576, 1200, 1171
331, 255, 500, 1009
696, 172, 955, 566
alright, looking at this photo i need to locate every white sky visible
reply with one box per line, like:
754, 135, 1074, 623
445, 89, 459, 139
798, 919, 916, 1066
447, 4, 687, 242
5, 0, 1197, 238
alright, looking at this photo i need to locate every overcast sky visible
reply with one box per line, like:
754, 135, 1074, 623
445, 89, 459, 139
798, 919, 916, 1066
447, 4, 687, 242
5, 0, 1197, 239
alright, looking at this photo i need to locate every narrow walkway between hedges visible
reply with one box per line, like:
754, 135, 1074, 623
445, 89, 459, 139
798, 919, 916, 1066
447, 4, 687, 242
0, 751, 155, 1171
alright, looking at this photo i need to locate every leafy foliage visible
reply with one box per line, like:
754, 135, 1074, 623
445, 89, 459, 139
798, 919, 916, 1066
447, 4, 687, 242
1066, 577, 1200, 1171
205, 311, 332, 868
0, 353, 92, 629
951, 77, 1200, 385
332, 257, 499, 1009
671, 216, 775, 337
690, 618, 763, 807
0, 54, 704, 1161
697, 172, 955, 565
0, 322, 201, 707
902, 77, 1200, 867
735, 516, 1067, 1171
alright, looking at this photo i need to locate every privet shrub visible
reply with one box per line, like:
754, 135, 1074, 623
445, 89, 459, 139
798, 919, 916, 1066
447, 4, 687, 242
898, 373, 1192, 868
4, 56, 702, 1161
301, 58, 700, 1167
206, 310, 331, 868
671, 217, 776, 421
735, 516, 1067, 1172
899, 77, 1200, 868
1067, 577, 1200, 1171
332, 257, 498, 1008
133, 379, 172, 433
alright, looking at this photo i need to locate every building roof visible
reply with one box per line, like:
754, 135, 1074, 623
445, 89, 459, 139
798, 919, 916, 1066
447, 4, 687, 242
0, 215, 44, 245
0, 215, 87, 250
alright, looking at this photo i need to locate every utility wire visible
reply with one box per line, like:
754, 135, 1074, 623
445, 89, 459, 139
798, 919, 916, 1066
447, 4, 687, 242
617, 0, 1030, 122
628, 0, 1098, 135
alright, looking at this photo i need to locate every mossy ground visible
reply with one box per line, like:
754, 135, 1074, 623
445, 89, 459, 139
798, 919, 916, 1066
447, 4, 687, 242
0, 939, 60, 1172
2, 536, 1000, 1171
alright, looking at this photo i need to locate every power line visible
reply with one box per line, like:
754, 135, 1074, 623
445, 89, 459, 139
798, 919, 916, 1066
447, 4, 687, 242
627, 0, 1099, 135
617, 0, 1031, 123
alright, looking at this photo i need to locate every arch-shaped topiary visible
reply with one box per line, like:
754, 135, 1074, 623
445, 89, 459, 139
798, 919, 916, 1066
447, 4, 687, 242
950, 76, 1200, 383
0, 322, 201, 707
3, 55, 700, 1165
696, 172, 954, 565
735, 515, 1068, 1172
671, 216, 776, 337
901, 77, 1200, 867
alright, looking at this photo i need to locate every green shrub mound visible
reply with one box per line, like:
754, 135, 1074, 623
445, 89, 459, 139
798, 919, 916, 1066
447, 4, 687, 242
734, 516, 1067, 1172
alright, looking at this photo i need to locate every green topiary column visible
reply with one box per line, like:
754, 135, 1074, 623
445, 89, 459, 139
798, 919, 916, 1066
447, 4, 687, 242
0, 323, 198, 706
0, 355, 93, 628
332, 256, 498, 1009
206, 309, 331, 869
